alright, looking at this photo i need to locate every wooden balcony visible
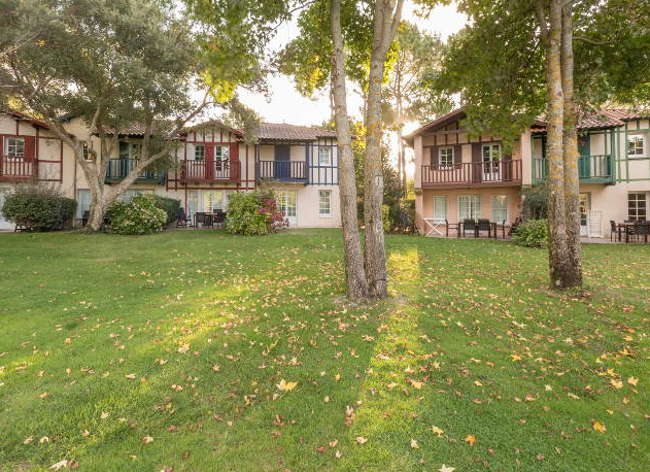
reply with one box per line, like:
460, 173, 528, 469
0, 156, 37, 181
180, 159, 240, 183
105, 158, 165, 184
257, 160, 308, 183
421, 160, 522, 188
532, 155, 614, 184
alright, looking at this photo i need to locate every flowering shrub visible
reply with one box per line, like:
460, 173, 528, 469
226, 192, 287, 236
107, 194, 167, 235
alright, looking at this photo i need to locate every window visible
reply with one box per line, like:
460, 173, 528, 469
119, 141, 141, 160
627, 135, 645, 157
203, 190, 225, 212
319, 190, 332, 216
438, 147, 454, 168
628, 193, 647, 221
432, 196, 447, 222
76, 189, 90, 219
118, 190, 150, 202
277, 190, 297, 219
458, 195, 480, 221
5, 137, 25, 158
215, 145, 230, 162
318, 146, 332, 166
194, 144, 205, 161
491, 195, 508, 223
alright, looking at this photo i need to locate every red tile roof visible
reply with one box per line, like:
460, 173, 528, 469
255, 122, 337, 141
532, 108, 650, 131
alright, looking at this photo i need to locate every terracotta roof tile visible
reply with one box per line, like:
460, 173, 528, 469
532, 108, 650, 131
256, 122, 337, 141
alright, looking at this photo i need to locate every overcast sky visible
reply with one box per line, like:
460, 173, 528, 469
237, 1, 467, 130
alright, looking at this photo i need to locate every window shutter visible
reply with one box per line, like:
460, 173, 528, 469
454, 144, 462, 165
430, 147, 437, 167
24, 136, 36, 161
229, 142, 240, 181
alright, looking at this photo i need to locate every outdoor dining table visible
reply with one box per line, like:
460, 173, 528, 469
614, 221, 650, 243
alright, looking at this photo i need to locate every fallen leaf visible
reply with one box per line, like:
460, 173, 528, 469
276, 379, 298, 392
49, 460, 69, 471
464, 434, 476, 446
627, 377, 638, 386
439, 465, 455, 472
431, 425, 445, 437
142, 436, 154, 444
410, 439, 419, 449
355, 436, 368, 445
592, 421, 607, 433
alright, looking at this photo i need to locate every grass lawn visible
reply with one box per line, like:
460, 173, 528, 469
0, 229, 649, 472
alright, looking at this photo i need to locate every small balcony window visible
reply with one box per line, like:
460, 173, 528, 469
627, 135, 645, 157
194, 144, 205, 161
438, 147, 454, 168
5, 137, 25, 159
318, 146, 332, 166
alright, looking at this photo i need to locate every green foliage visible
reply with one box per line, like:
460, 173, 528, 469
513, 219, 549, 248
107, 194, 167, 235
225, 191, 287, 236
151, 195, 181, 225
381, 204, 391, 232
522, 185, 549, 219
1, 185, 76, 232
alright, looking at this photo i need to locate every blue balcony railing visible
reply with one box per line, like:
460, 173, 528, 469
257, 160, 308, 182
105, 158, 165, 184
532, 154, 613, 184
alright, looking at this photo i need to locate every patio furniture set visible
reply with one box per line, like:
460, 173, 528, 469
610, 220, 650, 243
176, 208, 226, 229
423, 217, 520, 239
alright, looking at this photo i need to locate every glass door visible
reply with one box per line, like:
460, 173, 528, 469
579, 193, 590, 236
277, 190, 297, 226
482, 144, 502, 182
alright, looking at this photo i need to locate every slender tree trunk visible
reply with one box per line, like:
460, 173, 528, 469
364, 0, 403, 299
330, 0, 369, 300
561, 1, 583, 287
545, 0, 572, 288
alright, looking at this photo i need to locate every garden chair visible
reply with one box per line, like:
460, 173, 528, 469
176, 208, 191, 228
509, 216, 522, 237
476, 218, 493, 238
634, 222, 649, 244
462, 218, 476, 238
609, 220, 621, 242
213, 209, 226, 227
445, 219, 460, 238
195, 212, 213, 229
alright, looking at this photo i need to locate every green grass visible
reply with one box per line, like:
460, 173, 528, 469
0, 229, 648, 471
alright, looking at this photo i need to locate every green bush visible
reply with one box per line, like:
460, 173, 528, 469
1, 185, 76, 231
512, 219, 548, 248
151, 195, 181, 225
107, 194, 167, 235
225, 191, 287, 236
381, 205, 392, 232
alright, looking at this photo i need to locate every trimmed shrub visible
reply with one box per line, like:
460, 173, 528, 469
107, 194, 167, 235
1, 185, 76, 231
226, 191, 287, 236
151, 195, 181, 225
512, 219, 548, 248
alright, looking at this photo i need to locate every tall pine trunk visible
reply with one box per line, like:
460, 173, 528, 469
545, 0, 572, 288
561, 1, 583, 287
330, 0, 369, 300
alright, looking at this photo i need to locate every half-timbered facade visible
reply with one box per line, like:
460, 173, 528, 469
0, 110, 342, 230
406, 107, 650, 238
0, 111, 74, 230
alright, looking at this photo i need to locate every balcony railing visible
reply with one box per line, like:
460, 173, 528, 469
421, 160, 522, 188
532, 155, 613, 184
0, 156, 37, 181
180, 159, 240, 183
257, 160, 308, 182
105, 158, 165, 184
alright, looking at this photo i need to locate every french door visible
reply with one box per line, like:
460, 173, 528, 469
482, 144, 502, 182
579, 193, 590, 236
276, 190, 297, 226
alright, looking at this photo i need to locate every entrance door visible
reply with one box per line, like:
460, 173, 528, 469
578, 135, 591, 178
277, 190, 297, 226
275, 145, 290, 179
579, 193, 590, 236
482, 144, 501, 182
0, 190, 11, 230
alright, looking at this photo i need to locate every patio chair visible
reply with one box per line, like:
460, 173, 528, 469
176, 208, 191, 228
195, 212, 213, 229
445, 219, 460, 238
462, 218, 477, 238
634, 222, 650, 244
476, 218, 492, 238
609, 220, 620, 242
213, 209, 226, 226
509, 216, 522, 237
495, 220, 507, 239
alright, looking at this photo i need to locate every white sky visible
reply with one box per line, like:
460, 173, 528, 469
237, 1, 467, 129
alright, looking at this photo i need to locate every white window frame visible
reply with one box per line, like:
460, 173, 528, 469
438, 147, 454, 168
5, 137, 25, 159
628, 193, 647, 221
319, 190, 332, 217
203, 190, 226, 212
318, 146, 332, 166
491, 195, 508, 223
432, 196, 448, 222
215, 145, 230, 162
194, 144, 205, 161
627, 134, 646, 158
76, 189, 91, 219
458, 195, 480, 221
277, 190, 297, 218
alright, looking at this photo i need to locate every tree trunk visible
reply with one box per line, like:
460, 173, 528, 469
545, 0, 572, 288
364, 0, 403, 299
561, 1, 583, 287
330, 0, 369, 301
